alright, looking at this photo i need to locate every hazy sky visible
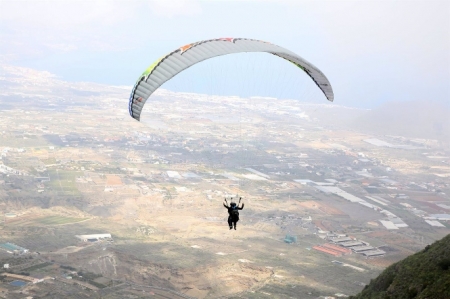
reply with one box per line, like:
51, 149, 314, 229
1, 0, 449, 108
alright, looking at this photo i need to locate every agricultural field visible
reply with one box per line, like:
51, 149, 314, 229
46, 169, 83, 196
5, 214, 88, 227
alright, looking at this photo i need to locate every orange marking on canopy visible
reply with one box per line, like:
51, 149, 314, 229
219, 37, 235, 42
180, 43, 194, 53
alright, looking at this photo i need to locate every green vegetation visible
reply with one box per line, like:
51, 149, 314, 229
34, 215, 86, 225
60, 265, 77, 271
74, 271, 108, 288
47, 169, 82, 195
351, 234, 450, 299
0, 257, 32, 267
76, 271, 101, 281
22, 262, 53, 272
88, 279, 107, 289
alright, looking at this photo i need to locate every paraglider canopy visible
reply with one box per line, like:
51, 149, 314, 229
129, 37, 334, 121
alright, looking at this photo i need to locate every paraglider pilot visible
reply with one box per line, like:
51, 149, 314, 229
223, 197, 244, 230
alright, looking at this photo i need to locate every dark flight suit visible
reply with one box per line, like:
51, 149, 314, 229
224, 203, 244, 230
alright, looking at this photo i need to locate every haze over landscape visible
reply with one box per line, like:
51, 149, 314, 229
0, 1, 449, 298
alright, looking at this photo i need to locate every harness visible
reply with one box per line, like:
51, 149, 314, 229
230, 206, 239, 219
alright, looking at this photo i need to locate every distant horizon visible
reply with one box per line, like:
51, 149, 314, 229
1, 1, 448, 109
2, 63, 450, 112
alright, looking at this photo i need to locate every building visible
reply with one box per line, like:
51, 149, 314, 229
390, 217, 408, 228
75, 234, 112, 242
350, 245, 375, 253
425, 220, 445, 227
379, 220, 399, 230
429, 214, 450, 221
0, 243, 29, 254
313, 246, 342, 257
284, 235, 297, 244
339, 241, 364, 247
362, 249, 386, 257
322, 243, 352, 255
330, 237, 353, 243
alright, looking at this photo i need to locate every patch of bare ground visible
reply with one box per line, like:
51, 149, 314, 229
2, 190, 387, 298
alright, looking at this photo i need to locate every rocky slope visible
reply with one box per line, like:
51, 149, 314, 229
351, 234, 450, 299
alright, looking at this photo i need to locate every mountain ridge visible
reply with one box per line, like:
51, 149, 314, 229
350, 234, 450, 299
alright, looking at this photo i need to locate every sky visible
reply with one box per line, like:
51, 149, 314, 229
0, 0, 449, 108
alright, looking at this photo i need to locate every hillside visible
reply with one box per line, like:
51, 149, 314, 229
351, 234, 450, 299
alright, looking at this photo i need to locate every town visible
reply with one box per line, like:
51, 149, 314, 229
0, 65, 449, 298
